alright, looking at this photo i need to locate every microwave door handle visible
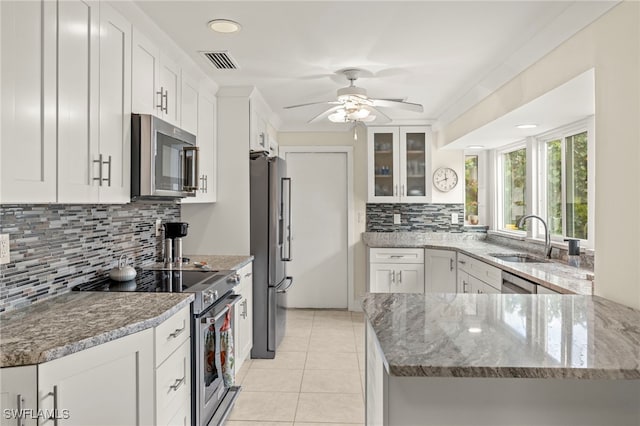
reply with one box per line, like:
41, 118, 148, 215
181, 146, 199, 192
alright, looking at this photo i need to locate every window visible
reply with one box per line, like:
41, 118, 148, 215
500, 146, 527, 230
541, 130, 589, 240
465, 155, 478, 224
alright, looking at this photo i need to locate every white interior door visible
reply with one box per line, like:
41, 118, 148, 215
285, 152, 348, 308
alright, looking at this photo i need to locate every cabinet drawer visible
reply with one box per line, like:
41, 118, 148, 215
156, 339, 191, 425
369, 248, 424, 264
457, 254, 501, 289
155, 305, 191, 367
457, 253, 473, 273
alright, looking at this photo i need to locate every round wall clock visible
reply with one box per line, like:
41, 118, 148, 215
433, 167, 458, 192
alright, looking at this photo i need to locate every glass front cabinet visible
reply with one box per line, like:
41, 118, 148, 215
367, 126, 431, 203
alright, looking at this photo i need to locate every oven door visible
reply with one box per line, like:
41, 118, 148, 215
196, 293, 241, 426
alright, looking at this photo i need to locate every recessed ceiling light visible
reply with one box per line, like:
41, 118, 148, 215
468, 327, 482, 333
208, 19, 242, 34
467, 145, 485, 150
515, 124, 537, 129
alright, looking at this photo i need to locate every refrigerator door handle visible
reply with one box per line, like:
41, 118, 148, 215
281, 177, 292, 261
276, 276, 294, 293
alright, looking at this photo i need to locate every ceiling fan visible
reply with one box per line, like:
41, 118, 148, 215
284, 69, 424, 125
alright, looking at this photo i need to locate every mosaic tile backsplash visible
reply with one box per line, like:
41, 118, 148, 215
0, 203, 180, 313
366, 203, 486, 233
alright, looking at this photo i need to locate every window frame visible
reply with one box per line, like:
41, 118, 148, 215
536, 117, 594, 248
495, 140, 528, 235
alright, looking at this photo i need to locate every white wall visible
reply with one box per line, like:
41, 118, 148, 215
182, 95, 251, 255
440, 2, 640, 309
278, 130, 368, 304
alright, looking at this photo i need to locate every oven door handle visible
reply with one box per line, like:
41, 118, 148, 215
201, 294, 242, 324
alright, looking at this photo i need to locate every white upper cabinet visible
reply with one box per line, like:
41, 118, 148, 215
181, 73, 199, 136
367, 126, 431, 203
159, 55, 181, 126
1, 0, 130, 204
132, 29, 160, 116
182, 89, 217, 204
1, 0, 57, 203
97, 3, 132, 203
132, 29, 182, 127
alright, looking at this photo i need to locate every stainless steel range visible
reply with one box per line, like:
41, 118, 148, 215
73, 268, 243, 426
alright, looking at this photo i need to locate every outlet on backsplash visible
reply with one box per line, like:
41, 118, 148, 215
0, 234, 10, 264
393, 214, 401, 225
155, 219, 163, 237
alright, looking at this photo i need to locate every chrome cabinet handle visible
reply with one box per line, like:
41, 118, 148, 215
391, 270, 395, 283
394, 185, 398, 196
168, 325, 185, 339
48, 386, 59, 426
162, 89, 168, 113
204, 174, 208, 193
156, 86, 165, 110
389, 255, 403, 259
241, 299, 248, 319
462, 280, 468, 293
16, 394, 24, 426
93, 154, 103, 185
450, 258, 454, 271
458, 260, 466, 265
244, 272, 252, 278
398, 270, 402, 283
401, 184, 405, 196
103, 155, 111, 187
169, 376, 185, 392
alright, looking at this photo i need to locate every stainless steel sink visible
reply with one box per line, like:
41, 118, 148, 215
488, 253, 550, 263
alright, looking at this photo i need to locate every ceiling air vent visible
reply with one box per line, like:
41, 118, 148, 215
202, 51, 239, 70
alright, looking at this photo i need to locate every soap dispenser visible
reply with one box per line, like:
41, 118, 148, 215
564, 238, 581, 267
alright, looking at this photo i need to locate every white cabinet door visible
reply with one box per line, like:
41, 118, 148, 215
56, 0, 100, 204
159, 54, 181, 126
97, 3, 131, 203
395, 264, 425, 293
368, 127, 400, 202
132, 29, 160, 116
0, 366, 37, 426
234, 263, 253, 373
182, 90, 217, 204
369, 263, 394, 292
250, 105, 268, 152
38, 328, 154, 426
1, 0, 57, 203
366, 322, 385, 426
156, 340, 191, 426
425, 249, 457, 293
180, 74, 199, 136
399, 127, 430, 202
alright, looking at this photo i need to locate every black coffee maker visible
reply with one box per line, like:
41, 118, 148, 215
163, 222, 189, 265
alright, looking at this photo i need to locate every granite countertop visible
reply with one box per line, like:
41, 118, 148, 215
363, 232, 593, 295
362, 292, 640, 380
0, 292, 193, 367
146, 254, 253, 272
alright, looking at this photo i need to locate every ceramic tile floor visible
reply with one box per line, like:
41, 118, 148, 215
226, 309, 366, 426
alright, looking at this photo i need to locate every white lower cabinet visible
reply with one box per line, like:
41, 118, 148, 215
424, 249, 457, 293
368, 248, 425, 293
457, 253, 501, 294
0, 306, 191, 426
234, 262, 253, 373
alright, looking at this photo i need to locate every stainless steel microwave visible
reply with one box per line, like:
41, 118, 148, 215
131, 114, 199, 199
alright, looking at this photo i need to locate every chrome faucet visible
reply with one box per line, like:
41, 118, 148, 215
517, 215, 552, 259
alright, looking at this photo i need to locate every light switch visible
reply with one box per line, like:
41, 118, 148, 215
451, 213, 459, 224
393, 214, 401, 224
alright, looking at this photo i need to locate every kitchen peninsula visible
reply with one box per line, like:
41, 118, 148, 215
363, 292, 640, 426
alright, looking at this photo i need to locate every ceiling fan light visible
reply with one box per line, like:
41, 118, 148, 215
208, 19, 242, 33
347, 108, 370, 120
328, 110, 347, 122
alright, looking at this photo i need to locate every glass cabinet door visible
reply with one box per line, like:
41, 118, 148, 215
373, 131, 397, 197
401, 130, 427, 199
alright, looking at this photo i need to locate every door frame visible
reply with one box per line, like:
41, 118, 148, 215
279, 146, 356, 311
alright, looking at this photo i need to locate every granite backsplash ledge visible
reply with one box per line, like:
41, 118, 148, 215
0, 202, 180, 313
366, 203, 487, 233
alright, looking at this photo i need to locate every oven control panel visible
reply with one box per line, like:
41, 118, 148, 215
203, 289, 219, 305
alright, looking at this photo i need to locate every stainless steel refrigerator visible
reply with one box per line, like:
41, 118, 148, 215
250, 152, 293, 359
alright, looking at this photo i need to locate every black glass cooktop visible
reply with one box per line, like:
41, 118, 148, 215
72, 269, 223, 293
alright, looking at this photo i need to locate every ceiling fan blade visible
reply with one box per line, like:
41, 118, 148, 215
362, 105, 392, 123
283, 100, 341, 110
307, 106, 342, 123
371, 99, 424, 113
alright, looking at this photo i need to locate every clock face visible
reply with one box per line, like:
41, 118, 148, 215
433, 167, 458, 192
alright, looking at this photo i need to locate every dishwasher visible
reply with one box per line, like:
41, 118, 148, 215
501, 271, 537, 294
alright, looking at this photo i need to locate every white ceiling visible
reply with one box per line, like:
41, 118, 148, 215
134, 1, 615, 133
